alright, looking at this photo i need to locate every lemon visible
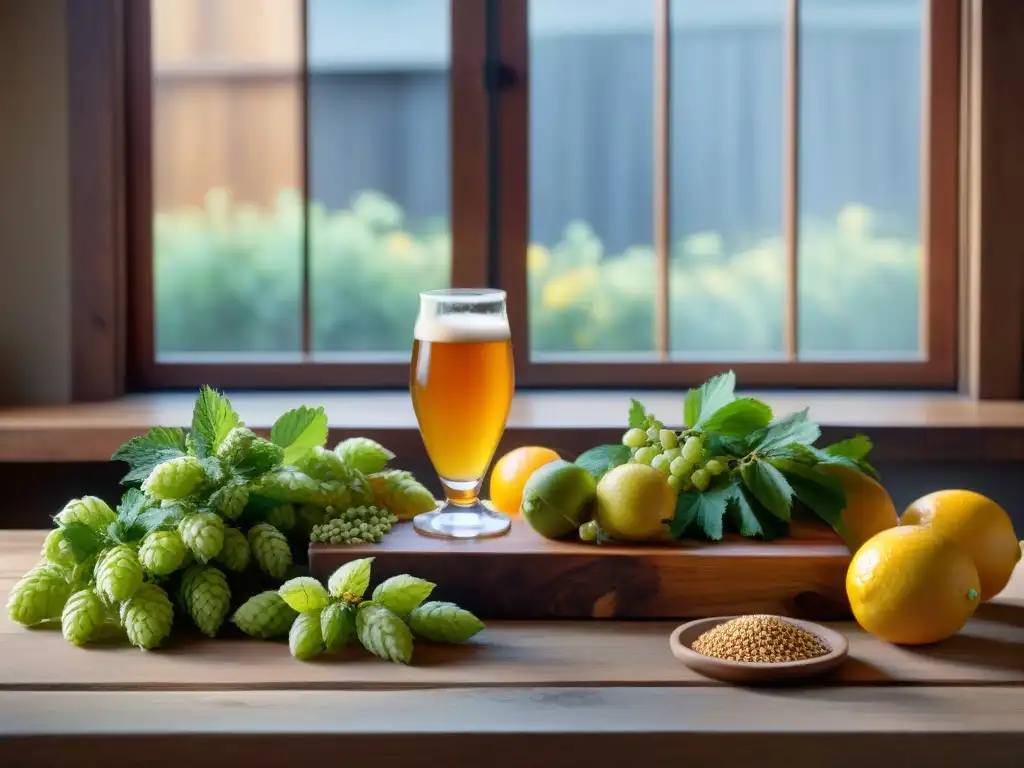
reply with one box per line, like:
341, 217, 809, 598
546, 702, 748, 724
822, 465, 898, 553
847, 526, 980, 645
901, 489, 1021, 601
594, 463, 675, 542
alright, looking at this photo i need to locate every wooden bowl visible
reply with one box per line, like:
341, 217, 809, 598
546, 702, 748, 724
669, 615, 849, 684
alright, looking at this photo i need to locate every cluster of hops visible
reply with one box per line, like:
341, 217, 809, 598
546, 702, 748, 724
233, 558, 484, 663
310, 506, 399, 545
6, 387, 433, 653
622, 423, 728, 493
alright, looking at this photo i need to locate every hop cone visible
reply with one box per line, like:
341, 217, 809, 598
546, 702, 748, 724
210, 482, 249, 521
336, 437, 394, 475
215, 426, 257, 464
95, 545, 143, 603
178, 512, 225, 563
297, 504, 327, 534
289, 608, 326, 660
61, 588, 110, 646
232, 591, 298, 639
217, 527, 251, 572
253, 468, 322, 503
369, 470, 436, 520
296, 446, 348, 482
180, 564, 231, 637
42, 528, 76, 569
236, 438, 285, 476
143, 456, 206, 501
138, 530, 187, 576
7, 565, 72, 626
55, 496, 116, 531
119, 582, 174, 650
266, 503, 296, 532
248, 522, 292, 579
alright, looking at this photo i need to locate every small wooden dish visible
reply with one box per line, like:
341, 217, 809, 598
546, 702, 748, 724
669, 615, 849, 684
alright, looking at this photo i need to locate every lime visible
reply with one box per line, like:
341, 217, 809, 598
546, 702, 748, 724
520, 460, 597, 539
595, 463, 675, 541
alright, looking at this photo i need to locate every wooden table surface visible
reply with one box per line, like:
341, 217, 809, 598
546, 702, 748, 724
2, 530, 1023, 767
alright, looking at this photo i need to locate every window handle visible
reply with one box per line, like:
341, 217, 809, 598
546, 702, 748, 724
483, 60, 519, 93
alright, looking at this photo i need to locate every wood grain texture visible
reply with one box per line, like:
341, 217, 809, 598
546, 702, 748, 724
309, 521, 854, 620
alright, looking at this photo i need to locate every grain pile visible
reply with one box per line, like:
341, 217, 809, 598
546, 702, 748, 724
691, 615, 830, 663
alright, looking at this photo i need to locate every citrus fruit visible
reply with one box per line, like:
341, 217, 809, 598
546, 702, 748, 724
519, 460, 596, 539
594, 463, 675, 542
489, 446, 561, 516
847, 525, 980, 645
821, 465, 898, 553
901, 489, 1021, 601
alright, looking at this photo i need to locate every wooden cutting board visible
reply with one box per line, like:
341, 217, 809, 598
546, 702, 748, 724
308, 519, 853, 620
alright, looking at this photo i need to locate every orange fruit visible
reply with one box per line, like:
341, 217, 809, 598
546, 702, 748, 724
901, 489, 1021, 601
488, 446, 561, 515
847, 525, 981, 645
822, 465, 899, 553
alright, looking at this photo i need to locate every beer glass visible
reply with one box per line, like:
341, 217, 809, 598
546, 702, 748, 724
410, 289, 514, 539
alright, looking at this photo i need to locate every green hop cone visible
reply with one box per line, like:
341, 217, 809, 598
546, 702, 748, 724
248, 522, 293, 579
279, 577, 331, 614
42, 528, 76, 569
209, 482, 249, 521
215, 425, 257, 465
289, 608, 326, 660
296, 446, 348, 482
368, 470, 436, 520
119, 582, 174, 650
217, 527, 251, 572
7, 565, 72, 626
335, 437, 395, 475
253, 468, 322, 503
55, 496, 116, 532
232, 591, 298, 639
321, 602, 354, 650
356, 603, 414, 664
266, 503, 296, 532
178, 511, 225, 563
297, 504, 326, 533
371, 574, 435, 617
327, 557, 374, 599
138, 530, 187, 576
408, 601, 485, 643
235, 438, 285, 477
61, 588, 110, 646
179, 564, 231, 637
143, 456, 206, 501
95, 545, 144, 603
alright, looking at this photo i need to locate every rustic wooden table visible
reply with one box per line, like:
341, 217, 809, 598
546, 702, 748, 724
2, 530, 1022, 766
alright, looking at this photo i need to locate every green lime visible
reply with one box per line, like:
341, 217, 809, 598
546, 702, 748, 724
520, 460, 597, 539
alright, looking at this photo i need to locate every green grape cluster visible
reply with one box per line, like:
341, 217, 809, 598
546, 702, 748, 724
621, 426, 729, 494
310, 506, 399, 545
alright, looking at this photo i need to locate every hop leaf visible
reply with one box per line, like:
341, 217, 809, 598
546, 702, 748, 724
368, 470, 436, 520
336, 438, 394, 475
266, 503, 296, 532
271, 405, 329, 466
95, 544, 143, 603
278, 577, 331, 614
178, 512, 225, 563
289, 608, 326, 660
190, 386, 240, 458
143, 456, 206, 501
138, 529, 187, 576
42, 528, 77, 569
408, 601, 485, 643
209, 481, 249, 521
7, 565, 72, 626
247, 522, 293, 579
327, 557, 374, 599
232, 591, 298, 639
216, 527, 251, 572
119, 582, 174, 650
321, 602, 354, 650
61, 588, 110, 645
371, 575, 435, 617
215, 425, 257, 464
356, 603, 414, 664
111, 426, 188, 485
55, 496, 116, 531
179, 564, 231, 637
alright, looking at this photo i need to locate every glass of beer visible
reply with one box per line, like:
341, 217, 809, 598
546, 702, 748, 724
410, 288, 515, 539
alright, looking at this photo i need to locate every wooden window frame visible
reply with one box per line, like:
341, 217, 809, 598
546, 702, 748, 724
68, 0, 1022, 398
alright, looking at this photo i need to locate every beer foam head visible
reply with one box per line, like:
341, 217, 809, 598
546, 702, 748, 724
414, 312, 510, 343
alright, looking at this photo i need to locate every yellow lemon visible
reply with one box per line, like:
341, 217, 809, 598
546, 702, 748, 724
847, 526, 980, 645
595, 463, 675, 542
901, 489, 1021, 601
822, 465, 899, 553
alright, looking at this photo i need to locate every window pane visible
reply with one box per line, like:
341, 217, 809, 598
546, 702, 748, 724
308, 0, 451, 358
670, 0, 786, 359
798, 0, 923, 359
152, 0, 303, 358
528, 0, 656, 358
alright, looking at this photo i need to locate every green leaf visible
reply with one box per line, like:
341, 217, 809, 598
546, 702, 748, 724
684, 370, 736, 429
57, 520, 106, 562
824, 435, 873, 461
372, 574, 436, 617
751, 409, 821, 455
279, 576, 332, 613
575, 444, 631, 482
321, 602, 355, 650
327, 557, 374, 599
725, 483, 789, 541
740, 459, 794, 521
271, 406, 329, 465
108, 488, 153, 543
772, 460, 849, 535
703, 433, 752, 459
190, 386, 240, 458
627, 399, 648, 429
356, 603, 414, 664
779, 441, 881, 480
111, 427, 188, 485
699, 397, 773, 438
670, 484, 733, 540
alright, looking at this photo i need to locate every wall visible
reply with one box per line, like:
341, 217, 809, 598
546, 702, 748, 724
0, 0, 70, 406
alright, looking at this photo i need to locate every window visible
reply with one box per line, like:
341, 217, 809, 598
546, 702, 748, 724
127, 0, 959, 389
